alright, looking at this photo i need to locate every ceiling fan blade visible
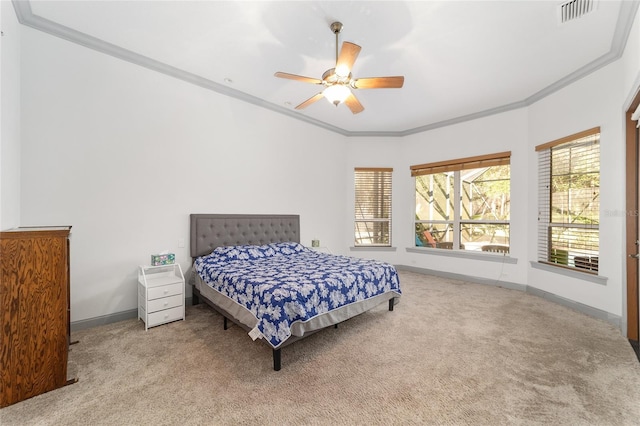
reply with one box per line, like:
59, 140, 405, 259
336, 42, 361, 75
353, 76, 405, 89
274, 72, 322, 85
344, 92, 364, 114
295, 92, 324, 110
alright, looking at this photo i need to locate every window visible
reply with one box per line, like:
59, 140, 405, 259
354, 168, 392, 246
411, 152, 511, 252
536, 127, 600, 273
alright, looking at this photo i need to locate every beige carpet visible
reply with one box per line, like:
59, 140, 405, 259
2, 271, 639, 425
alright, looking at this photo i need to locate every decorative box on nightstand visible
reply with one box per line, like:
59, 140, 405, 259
138, 264, 185, 330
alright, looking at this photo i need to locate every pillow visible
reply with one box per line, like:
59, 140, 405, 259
209, 242, 305, 262
268, 242, 307, 255
210, 245, 262, 262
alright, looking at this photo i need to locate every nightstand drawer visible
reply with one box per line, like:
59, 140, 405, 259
148, 282, 182, 300
147, 306, 183, 327
138, 263, 185, 331
147, 294, 183, 313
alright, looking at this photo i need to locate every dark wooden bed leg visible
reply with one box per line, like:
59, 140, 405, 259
192, 289, 200, 306
389, 298, 395, 311
223, 316, 229, 330
273, 349, 281, 371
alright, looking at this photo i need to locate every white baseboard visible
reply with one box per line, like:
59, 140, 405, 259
70, 297, 193, 332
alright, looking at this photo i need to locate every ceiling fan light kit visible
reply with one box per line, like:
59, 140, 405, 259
323, 84, 351, 106
275, 21, 404, 114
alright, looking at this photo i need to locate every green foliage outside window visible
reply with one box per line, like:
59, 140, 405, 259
415, 165, 510, 249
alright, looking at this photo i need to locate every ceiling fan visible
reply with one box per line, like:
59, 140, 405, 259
274, 21, 404, 114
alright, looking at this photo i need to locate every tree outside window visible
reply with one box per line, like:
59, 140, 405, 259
412, 153, 510, 253
537, 128, 600, 273
355, 168, 392, 247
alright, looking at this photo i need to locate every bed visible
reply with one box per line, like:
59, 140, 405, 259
190, 213, 401, 370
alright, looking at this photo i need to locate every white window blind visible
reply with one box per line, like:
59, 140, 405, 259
354, 168, 392, 247
536, 127, 600, 273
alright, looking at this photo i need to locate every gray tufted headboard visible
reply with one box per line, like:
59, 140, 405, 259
190, 214, 300, 259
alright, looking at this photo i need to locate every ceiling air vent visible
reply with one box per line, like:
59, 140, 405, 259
559, 0, 597, 23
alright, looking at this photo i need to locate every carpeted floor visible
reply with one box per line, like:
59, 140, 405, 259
1, 271, 639, 425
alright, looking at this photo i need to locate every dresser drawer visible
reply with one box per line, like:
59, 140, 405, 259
147, 306, 183, 327
147, 294, 182, 313
147, 282, 183, 300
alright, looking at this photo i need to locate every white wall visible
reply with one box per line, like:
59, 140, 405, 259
20, 27, 349, 322
345, 110, 529, 286
0, 1, 21, 229
345, 14, 640, 321
526, 61, 625, 316
343, 9, 640, 324
344, 136, 406, 264
14, 6, 640, 328
387, 109, 529, 285
526, 8, 640, 320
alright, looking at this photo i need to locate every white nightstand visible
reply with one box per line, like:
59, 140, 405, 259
138, 264, 185, 330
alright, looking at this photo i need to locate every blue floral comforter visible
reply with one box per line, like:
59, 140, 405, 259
194, 242, 401, 348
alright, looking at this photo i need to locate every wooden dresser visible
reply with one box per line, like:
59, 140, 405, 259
0, 226, 74, 407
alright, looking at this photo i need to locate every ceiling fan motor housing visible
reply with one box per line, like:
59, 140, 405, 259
330, 21, 343, 34
322, 68, 352, 86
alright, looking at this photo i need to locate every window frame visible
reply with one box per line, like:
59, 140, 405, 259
411, 152, 511, 253
354, 167, 393, 247
535, 127, 600, 275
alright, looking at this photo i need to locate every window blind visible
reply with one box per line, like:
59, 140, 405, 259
413, 153, 511, 252
354, 168, 392, 246
536, 128, 600, 273
410, 152, 511, 177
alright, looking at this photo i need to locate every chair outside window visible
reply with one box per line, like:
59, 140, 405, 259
574, 256, 598, 272
481, 244, 509, 254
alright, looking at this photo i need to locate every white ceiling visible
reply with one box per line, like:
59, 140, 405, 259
13, 1, 640, 136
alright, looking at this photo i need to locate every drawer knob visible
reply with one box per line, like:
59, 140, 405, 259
164, 301, 168, 306
164, 289, 169, 294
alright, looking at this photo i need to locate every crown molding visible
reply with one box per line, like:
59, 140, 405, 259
11, 0, 640, 138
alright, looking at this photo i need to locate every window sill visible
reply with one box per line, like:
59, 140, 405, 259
529, 261, 608, 285
350, 246, 397, 252
405, 246, 518, 264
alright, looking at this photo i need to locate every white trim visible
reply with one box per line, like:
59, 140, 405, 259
632, 102, 640, 127
530, 260, 607, 285
405, 246, 518, 264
